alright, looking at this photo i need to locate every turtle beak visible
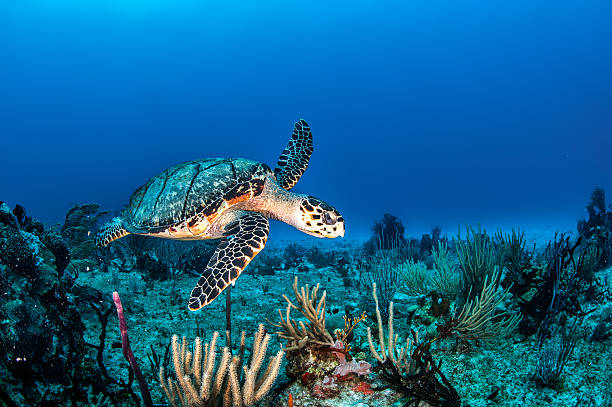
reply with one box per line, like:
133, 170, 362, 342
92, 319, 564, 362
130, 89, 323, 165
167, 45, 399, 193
336, 220, 345, 238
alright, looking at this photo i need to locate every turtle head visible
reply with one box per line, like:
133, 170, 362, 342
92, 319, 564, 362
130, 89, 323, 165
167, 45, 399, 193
297, 196, 345, 238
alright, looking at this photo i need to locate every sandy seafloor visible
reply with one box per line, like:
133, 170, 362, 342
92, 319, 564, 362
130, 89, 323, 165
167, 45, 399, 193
74, 227, 612, 407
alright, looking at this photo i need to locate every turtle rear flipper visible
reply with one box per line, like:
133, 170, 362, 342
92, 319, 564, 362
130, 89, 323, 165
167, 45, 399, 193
274, 119, 313, 190
95, 217, 130, 247
188, 212, 269, 311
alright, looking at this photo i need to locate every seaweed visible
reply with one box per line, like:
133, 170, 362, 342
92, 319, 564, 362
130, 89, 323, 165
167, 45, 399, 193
534, 318, 580, 388
577, 187, 612, 269
367, 284, 460, 407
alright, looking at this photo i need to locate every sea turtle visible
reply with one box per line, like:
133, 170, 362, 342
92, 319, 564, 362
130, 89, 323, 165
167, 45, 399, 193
95, 119, 344, 310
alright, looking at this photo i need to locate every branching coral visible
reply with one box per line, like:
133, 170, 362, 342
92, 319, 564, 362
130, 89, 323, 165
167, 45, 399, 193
398, 259, 430, 296
334, 311, 367, 353
270, 277, 376, 398
577, 188, 612, 269
534, 319, 580, 388
497, 228, 530, 280
455, 224, 503, 302
399, 242, 461, 301
270, 276, 335, 351
360, 250, 402, 317
452, 266, 522, 341
367, 284, 422, 376
366, 283, 460, 406
369, 213, 407, 251
160, 325, 284, 407
430, 241, 461, 300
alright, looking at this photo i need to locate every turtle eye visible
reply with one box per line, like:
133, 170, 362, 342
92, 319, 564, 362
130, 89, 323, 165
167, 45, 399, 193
323, 212, 336, 225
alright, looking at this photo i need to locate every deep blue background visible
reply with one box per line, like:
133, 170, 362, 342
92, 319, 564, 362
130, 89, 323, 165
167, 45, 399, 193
1, 0, 611, 241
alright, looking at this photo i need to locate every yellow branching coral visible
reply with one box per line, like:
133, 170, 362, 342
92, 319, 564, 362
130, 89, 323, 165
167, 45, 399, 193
160, 325, 284, 407
270, 276, 335, 351
335, 311, 367, 352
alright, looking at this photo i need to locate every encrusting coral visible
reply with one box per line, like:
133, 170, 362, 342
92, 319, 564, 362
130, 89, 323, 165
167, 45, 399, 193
159, 324, 284, 407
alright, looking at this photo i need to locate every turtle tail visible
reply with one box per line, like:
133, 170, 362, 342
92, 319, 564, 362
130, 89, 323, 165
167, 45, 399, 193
95, 217, 130, 247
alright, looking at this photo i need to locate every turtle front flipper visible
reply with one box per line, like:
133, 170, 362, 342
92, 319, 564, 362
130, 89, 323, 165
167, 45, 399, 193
274, 119, 313, 190
188, 212, 269, 311
95, 217, 130, 247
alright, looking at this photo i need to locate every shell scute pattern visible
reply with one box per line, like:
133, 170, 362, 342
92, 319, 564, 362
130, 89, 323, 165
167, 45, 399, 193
184, 160, 232, 220
134, 172, 167, 228
127, 160, 202, 230
125, 158, 271, 235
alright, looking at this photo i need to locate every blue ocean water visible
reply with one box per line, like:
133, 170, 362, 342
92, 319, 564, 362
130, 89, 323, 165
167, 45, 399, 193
1, 2, 612, 407
1, 0, 610, 240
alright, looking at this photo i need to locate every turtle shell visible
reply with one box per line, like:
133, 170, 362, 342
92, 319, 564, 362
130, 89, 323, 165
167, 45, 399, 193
124, 158, 272, 233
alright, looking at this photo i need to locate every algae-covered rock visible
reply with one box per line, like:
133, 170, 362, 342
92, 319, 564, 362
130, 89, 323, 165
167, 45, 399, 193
0, 202, 18, 228
30, 263, 59, 297
0, 204, 70, 276
0, 203, 91, 404
285, 346, 341, 381
137, 251, 170, 280
40, 229, 70, 274
0, 226, 38, 278
3, 297, 50, 373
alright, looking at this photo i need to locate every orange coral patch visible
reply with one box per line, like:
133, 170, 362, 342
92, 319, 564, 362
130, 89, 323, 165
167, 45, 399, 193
352, 381, 374, 395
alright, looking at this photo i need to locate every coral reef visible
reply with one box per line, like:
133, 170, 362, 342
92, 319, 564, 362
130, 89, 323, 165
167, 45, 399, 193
455, 224, 503, 302
534, 319, 580, 389
0, 203, 87, 404
1, 202, 610, 406
577, 187, 612, 270
367, 284, 460, 407
61, 203, 108, 260
0, 203, 158, 406
364, 213, 407, 253
443, 266, 521, 342
160, 325, 284, 406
